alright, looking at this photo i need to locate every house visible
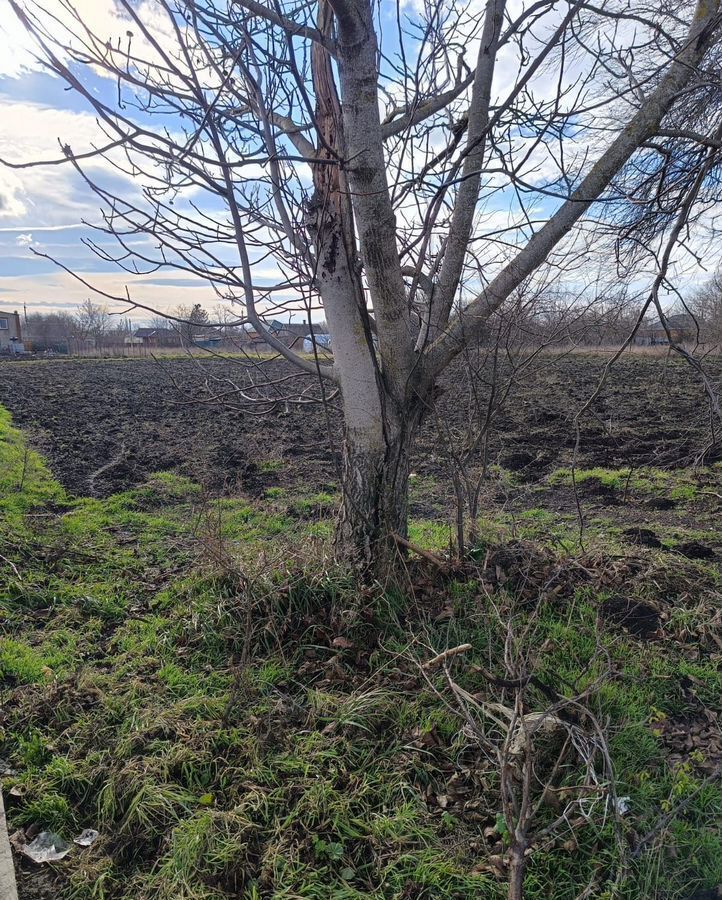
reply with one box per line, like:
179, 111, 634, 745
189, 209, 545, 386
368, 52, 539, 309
242, 321, 311, 351
636, 313, 697, 346
303, 332, 332, 353
244, 328, 266, 347
0, 310, 24, 353
269, 320, 309, 348
131, 326, 182, 348
192, 333, 223, 350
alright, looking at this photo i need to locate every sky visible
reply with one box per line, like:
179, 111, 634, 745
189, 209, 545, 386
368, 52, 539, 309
0, 0, 231, 321
0, 0, 718, 325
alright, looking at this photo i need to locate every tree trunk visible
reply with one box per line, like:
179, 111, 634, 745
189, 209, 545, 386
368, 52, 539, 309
507, 839, 527, 900
336, 414, 416, 579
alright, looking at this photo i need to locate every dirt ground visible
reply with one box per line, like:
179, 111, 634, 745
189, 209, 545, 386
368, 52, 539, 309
0, 356, 338, 497
0, 352, 720, 537
2, 352, 722, 900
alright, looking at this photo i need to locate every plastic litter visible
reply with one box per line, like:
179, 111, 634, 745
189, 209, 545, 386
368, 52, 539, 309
74, 829, 99, 848
14, 831, 71, 863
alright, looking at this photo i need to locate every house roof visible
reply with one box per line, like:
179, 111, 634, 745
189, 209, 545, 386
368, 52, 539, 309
305, 333, 332, 346
267, 320, 309, 336
641, 313, 696, 333
134, 327, 176, 338
666, 313, 696, 329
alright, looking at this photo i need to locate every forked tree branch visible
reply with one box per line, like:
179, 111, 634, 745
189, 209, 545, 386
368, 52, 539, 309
425, 0, 722, 377
232, 0, 337, 52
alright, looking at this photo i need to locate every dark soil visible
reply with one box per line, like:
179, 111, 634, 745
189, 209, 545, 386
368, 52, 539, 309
623, 527, 663, 548
599, 596, 662, 639
676, 540, 716, 560
0, 353, 719, 530
14, 863, 59, 900
0, 357, 340, 498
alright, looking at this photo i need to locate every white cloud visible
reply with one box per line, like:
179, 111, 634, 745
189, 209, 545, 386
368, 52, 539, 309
0, 263, 304, 317
0, 0, 130, 78
0, 268, 214, 314
0, 97, 127, 227
2, 0, 718, 321
0, 223, 88, 232
2, 0, 223, 90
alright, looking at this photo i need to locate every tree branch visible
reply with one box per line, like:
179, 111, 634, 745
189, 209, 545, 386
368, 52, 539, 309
425, 0, 722, 376
232, 0, 337, 53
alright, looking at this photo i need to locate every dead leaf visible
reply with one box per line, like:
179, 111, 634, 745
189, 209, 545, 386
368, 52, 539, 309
331, 636, 354, 650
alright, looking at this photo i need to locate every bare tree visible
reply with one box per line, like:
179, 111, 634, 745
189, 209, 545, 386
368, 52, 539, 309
172, 302, 211, 345
25, 311, 76, 351
690, 271, 722, 349
74, 298, 110, 348
148, 313, 172, 332
432, 283, 599, 553
421, 598, 620, 900
5, 0, 722, 574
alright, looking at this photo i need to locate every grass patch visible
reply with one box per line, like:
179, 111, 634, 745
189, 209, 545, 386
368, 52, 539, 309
2, 405, 722, 899
289, 490, 338, 519
548, 465, 716, 506
0, 405, 66, 529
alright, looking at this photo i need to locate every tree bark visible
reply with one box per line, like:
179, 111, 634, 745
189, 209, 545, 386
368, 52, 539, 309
336, 411, 419, 578
310, 0, 420, 577
507, 840, 527, 900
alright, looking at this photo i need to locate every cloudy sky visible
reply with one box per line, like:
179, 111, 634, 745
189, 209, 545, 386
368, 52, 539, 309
0, 0, 718, 324
0, 0, 229, 320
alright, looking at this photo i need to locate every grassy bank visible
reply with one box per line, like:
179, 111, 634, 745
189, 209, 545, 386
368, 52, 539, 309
1, 406, 721, 899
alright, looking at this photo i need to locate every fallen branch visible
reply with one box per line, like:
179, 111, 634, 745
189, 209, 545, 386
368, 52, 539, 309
87, 442, 127, 497
392, 533, 447, 568
0, 554, 21, 581
423, 643, 473, 669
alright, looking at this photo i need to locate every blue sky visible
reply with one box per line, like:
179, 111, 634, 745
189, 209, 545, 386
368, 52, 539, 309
0, 0, 566, 323
0, 0, 227, 319
0, 0, 716, 324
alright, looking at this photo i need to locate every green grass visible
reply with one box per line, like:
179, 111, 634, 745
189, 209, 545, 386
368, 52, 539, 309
0, 406, 66, 529
408, 519, 454, 550
289, 490, 338, 519
548, 465, 714, 506
257, 459, 284, 474
2, 405, 722, 899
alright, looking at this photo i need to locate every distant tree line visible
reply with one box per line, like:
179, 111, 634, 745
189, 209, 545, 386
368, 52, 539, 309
454, 284, 722, 351
689, 273, 722, 348
26, 300, 218, 352
24, 300, 130, 352
23, 288, 722, 356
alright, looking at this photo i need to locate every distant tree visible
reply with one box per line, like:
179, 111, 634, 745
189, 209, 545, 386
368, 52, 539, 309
171, 303, 211, 344
25, 312, 75, 350
7, 0, 722, 574
148, 314, 171, 333
189, 304, 210, 337
690, 273, 722, 349
74, 299, 110, 348
212, 304, 244, 342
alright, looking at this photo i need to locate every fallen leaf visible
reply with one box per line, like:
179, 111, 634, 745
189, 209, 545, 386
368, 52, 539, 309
332, 636, 354, 650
